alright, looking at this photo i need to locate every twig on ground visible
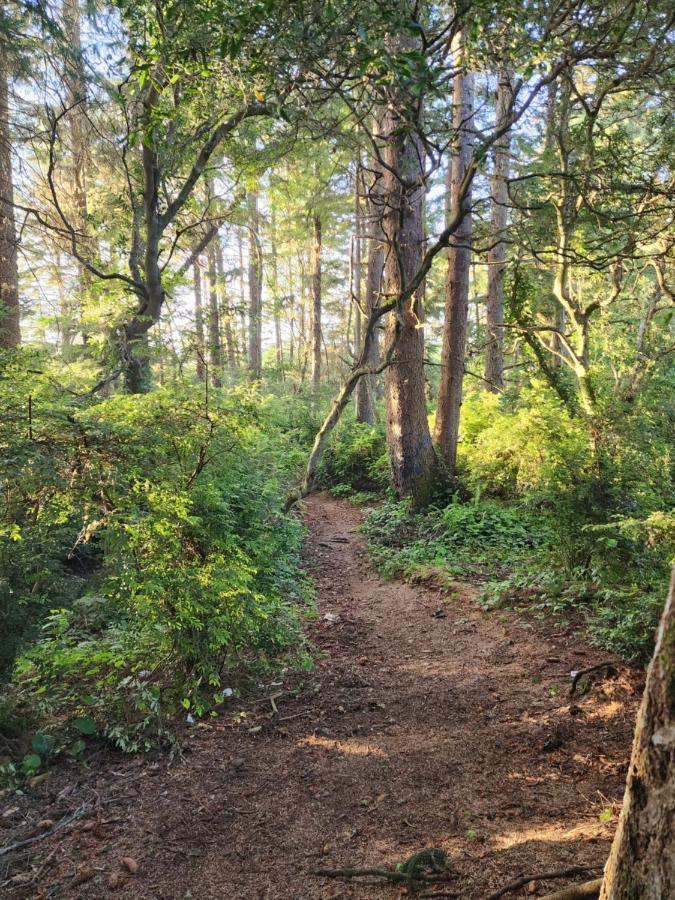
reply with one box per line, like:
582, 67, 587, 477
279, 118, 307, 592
487, 866, 601, 900
0, 805, 88, 859
570, 662, 617, 695
539, 878, 603, 900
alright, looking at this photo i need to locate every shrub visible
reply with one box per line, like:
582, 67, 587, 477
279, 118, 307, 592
317, 419, 390, 494
1, 369, 313, 749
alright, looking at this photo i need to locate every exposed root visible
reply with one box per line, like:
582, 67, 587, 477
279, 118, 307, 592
539, 878, 603, 900
487, 867, 601, 900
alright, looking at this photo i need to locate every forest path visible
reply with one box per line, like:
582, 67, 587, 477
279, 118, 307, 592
5, 494, 641, 899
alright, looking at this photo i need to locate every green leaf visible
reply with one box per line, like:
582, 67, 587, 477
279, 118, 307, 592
73, 716, 97, 735
70, 740, 87, 756
31, 733, 56, 755
21, 753, 42, 773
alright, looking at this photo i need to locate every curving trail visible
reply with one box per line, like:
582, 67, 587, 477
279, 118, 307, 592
4, 494, 641, 899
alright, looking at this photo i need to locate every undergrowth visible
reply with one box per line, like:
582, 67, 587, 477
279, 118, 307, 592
0, 360, 315, 762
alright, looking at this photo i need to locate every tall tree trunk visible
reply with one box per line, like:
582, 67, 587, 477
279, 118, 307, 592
247, 190, 262, 379
381, 81, 436, 507
600, 570, 675, 899
270, 205, 283, 371
485, 69, 511, 392
214, 233, 236, 373
311, 214, 322, 389
206, 238, 222, 387
237, 227, 247, 367
193, 260, 206, 381
356, 152, 382, 425
0, 52, 20, 350
434, 31, 475, 477
62, 0, 90, 354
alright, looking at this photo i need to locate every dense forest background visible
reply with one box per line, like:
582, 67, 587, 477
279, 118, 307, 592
0, 2, 673, 878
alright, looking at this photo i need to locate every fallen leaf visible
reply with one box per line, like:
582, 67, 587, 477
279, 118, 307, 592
72, 866, 95, 886
26, 773, 49, 789
37, 819, 55, 830
122, 856, 139, 874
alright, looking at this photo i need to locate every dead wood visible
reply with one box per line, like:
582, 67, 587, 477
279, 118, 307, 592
0, 805, 88, 859
539, 878, 603, 900
569, 662, 617, 695
487, 866, 601, 900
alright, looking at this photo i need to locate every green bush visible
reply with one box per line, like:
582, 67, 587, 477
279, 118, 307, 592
1, 366, 313, 749
362, 496, 552, 581
317, 419, 390, 494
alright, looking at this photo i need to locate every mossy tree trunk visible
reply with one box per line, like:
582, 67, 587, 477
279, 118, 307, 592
600, 570, 675, 899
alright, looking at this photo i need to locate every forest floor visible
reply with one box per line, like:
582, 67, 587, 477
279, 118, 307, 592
1, 494, 644, 900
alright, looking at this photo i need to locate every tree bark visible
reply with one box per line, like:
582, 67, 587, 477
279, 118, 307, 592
434, 31, 475, 477
311, 214, 322, 389
193, 260, 206, 381
485, 69, 512, 392
270, 204, 283, 371
600, 570, 675, 900
0, 51, 20, 349
356, 142, 384, 425
214, 232, 236, 373
381, 71, 436, 507
206, 238, 222, 387
62, 0, 90, 354
247, 190, 262, 379
237, 226, 247, 367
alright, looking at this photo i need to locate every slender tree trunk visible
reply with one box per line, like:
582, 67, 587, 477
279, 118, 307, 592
434, 31, 475, 477
193, 260, 206, 381
381, 81, 436, 507
206, 238, 222, 387
62, 0, 90, 354
270, 205, 283, 371
247, 190, 262, 379
237, 227, 247, 367
485, 69, 512, 392
214, 233, 236, 373
0, 52, 20, 349
311, 214, 322, 389
356, 151, 383, 425
600, 570, 675, 899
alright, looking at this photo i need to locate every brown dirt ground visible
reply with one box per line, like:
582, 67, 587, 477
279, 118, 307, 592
1, 494, 643, 899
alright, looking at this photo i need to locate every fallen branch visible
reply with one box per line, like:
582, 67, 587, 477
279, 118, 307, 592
539, 878, 603, 900
0, 805, 87, 859
487, 866, 600, 900
314, 866, 415, 884
570, 662, 617, 696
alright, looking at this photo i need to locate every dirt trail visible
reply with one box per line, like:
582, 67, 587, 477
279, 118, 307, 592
2, 494, 641, 899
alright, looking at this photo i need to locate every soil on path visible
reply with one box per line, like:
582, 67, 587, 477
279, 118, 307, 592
1, 494, 642, 899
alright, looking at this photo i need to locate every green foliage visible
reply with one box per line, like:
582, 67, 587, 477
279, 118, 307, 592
317, 419, 390, 495
362, 496, 551, 582
1, 362, 313, 750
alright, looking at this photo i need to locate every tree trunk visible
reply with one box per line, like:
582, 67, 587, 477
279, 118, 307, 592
600, 570, 675, 899
62, 0, 90, 354
247, 190, 262, 379
0, 51, 20, 350
434, 31, 475, 477
311, 214, 322, 389
193, 261, 206, 381
485, 68, 512, 392
237, 227, 247, 367
270, 205, 283, 371
356, 143, 383, 425
351, 164, 362, 364
381, 83, 436, 507
214, 233, 236, 373
206, 238, 222, 387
